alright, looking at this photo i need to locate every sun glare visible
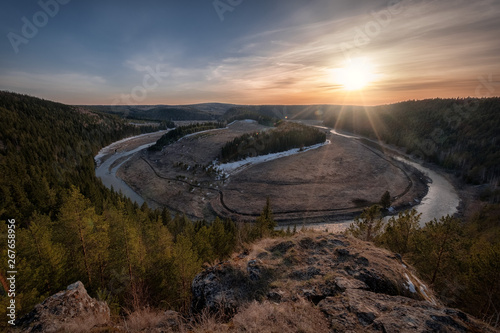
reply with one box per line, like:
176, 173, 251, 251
332, 58, 376, 91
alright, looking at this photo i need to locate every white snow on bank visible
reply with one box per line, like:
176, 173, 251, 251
404, 273, 417, 293
215, 140, 330, 177
403, 270, 437, 305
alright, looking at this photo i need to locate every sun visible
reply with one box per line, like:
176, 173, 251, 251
332, 58, 376, 91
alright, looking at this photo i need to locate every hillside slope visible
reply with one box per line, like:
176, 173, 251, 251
190, 232, 498, 332
323, 98, 500, 188
15, 232, 499, 332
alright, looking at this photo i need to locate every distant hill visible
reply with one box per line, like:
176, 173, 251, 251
0, 91, 160, 222
84, 103, 236, 121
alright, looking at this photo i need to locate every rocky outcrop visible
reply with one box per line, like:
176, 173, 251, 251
17, 281, 110, 332
191, 233, 499, 332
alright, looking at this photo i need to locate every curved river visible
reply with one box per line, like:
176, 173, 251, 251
95, 128, 460, 230
95, 131, 168, 206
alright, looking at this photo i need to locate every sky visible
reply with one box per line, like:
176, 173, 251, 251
0, 0, 499, 106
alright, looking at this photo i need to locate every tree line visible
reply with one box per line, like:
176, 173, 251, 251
222, 106, 278, 126
0, 92, 286, 326
0, 91, 167, 224
323, 98, 500, 194
219, 122, 326, 163
149, 122, 226, 151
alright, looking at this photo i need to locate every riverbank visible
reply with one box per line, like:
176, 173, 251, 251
95, 121, 458, 230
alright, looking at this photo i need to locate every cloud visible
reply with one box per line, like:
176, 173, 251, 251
1, 0, 498, 105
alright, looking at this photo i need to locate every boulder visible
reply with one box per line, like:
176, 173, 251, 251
190, 234, 500, 332
319, 288, 498, 332
191, 263, 245, 315
17, 281, 110, 332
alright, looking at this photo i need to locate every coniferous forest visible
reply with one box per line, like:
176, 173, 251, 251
0, 92, 275, 325
149, 122, 226, 151
219, 122, 326, 163
0, 91, 499, 329
323, 98, 500, 190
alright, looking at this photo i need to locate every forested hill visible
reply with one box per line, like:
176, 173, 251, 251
0, 91, 247, 325
323, 98, 500, 188
0, 91, 159, 223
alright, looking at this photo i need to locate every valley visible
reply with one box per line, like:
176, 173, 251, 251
96, 120, 437, 225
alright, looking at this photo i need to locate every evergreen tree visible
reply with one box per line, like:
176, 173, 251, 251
253, 197, 276, 239
347, 205, 384, 242
380, 191, 391, 209
378, 209, 421, 254
412, 215, 462, 284
22, 213, 66, 293
56, 186, 101, 287
173, 235, 201, 313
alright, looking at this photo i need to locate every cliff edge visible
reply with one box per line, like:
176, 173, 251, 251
191, 233, 498, 332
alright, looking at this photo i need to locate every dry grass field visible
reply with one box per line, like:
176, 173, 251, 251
117, 121, 427, 223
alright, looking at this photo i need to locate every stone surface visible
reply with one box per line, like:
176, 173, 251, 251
17, 281, 110, 332
191, 233, 500, 332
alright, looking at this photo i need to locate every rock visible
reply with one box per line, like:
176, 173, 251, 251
247, 259, 261, 281
290, 266, 322, 280
319, 288, 498, 332
267, 240, 295, 255
17, 281, 110, 332
334, 276, 368, 291
266, 290, 284, 303
190, 234, 499, 332
191, 265, 241, 315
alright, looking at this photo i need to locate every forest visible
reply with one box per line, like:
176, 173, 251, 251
222, 106, 279, 126
149, 122, 226, 151
0, 92, 167, 224
0, 92, 276, 327
86, 105, 218, 122
323, 98, 500, 192
219, 122, 326, 163
0, 92, 499, 329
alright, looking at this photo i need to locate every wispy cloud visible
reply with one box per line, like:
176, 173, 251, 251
1, 0, 498, 105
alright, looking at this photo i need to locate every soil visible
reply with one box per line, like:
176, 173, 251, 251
117, 121, 427, 223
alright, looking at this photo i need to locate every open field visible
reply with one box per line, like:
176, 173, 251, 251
117, 121, 427, 223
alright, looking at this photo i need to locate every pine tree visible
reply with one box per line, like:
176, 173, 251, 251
380, 191, 391, 209
253, 197, 276, 238
379, 209, 421, 254
194, 225, 214, 263
347, 205, 384, 242
173, 235, 201, 312
56, 186, 101, 287
413, 215, 462, 284
22, 213, 66, 293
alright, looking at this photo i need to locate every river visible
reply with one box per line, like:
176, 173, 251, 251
95, 127, 460, 231
94, 131, 168, 205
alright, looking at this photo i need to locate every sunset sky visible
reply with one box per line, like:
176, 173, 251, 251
1, 0, 499, 106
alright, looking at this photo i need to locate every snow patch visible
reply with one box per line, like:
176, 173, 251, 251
404, 273, 417, 293
214, 140, 330, 177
